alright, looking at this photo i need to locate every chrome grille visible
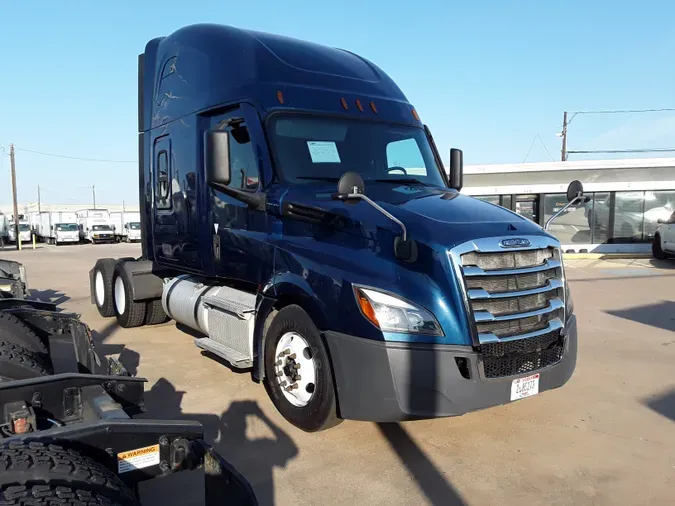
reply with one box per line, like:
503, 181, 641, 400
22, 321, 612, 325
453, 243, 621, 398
452, 239, 565, 345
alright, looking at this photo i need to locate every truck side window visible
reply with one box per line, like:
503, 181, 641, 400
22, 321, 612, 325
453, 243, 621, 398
386, 138, 428, 177
156, 150, 170, 209
228, 122, 258, 191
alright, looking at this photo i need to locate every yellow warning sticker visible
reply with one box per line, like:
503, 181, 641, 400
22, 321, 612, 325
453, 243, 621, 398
117, 444, 160, 474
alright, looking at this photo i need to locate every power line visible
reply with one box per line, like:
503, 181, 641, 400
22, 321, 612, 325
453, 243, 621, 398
572, 107, 675, 115
537, 134, 555, 162
567, 148, 675, 155
12, 147, 136, 163
564, 107, 675, 128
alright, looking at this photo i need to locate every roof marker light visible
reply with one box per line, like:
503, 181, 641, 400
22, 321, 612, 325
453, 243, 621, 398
341, 97, 348, 110
412, 108, 420, 121
370, 101, 378, 113
356, 99, 364, 112
277, 91, 284, 104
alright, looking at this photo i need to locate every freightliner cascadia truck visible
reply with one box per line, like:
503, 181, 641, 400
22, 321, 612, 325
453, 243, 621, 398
90, 24, 579, 432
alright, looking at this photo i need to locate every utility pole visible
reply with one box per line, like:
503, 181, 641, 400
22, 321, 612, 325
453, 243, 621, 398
37, 185, 41, 213
92, 185, 96, 209
561, 111, 568, 161
9, 144, 20, 250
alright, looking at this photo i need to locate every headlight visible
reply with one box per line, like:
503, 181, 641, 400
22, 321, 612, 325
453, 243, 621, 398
354, 286, 443, 336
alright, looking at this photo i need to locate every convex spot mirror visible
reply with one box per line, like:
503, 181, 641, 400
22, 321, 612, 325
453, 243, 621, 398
333, 172, 365, 203
566, 180, 584, 202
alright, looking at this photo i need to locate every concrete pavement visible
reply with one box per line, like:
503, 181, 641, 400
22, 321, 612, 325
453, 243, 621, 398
2, 243, 673, 506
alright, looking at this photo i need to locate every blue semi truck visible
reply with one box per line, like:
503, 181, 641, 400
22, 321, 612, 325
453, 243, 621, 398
90, 24, 579, 432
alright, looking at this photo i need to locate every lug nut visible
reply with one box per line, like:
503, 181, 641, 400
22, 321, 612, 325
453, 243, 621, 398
295, 375, 301, 381
280, 380, 287, 387
275, 360, 282, 366
293, 364, 301, 370
275, 371, 283, 377
288, 353, 297, 360
291, 384, 299, 390
283, 349, 291, 355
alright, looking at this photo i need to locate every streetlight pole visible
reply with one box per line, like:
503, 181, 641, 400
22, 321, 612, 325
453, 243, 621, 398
561, 111, 568, 161
9, 144, 20, 250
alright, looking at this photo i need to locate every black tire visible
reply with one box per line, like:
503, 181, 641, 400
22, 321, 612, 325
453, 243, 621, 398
92, 259, 117, 318
112, 265, 145, 329
0, 440, 139, 506
263, 305, 341, 432
0, 341, 52, 381
0, 313, 47, 355
653, 234, 667, 259
144, 299, 169, 325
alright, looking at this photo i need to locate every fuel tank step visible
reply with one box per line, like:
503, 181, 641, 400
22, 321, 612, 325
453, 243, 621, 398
194, 337, 253, 369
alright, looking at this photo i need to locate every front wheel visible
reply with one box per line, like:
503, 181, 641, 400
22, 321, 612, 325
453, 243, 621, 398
263, 305, 341, 432
653, 234, 667, 259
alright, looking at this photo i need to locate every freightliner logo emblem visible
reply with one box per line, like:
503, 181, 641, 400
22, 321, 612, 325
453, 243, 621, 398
500, 238, 531, 248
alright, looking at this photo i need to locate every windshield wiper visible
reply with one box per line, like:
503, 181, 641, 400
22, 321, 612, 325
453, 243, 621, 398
296, 176, 340, 182
372, 178, 431, 186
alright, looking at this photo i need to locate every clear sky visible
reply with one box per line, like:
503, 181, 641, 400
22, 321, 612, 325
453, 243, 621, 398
1, 0, 673, 206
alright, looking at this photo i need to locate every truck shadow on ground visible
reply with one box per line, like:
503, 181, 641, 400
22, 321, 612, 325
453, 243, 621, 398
605, 300, 675, 333
377, 423, 466, 506
140, 378, 297, 506
93, 321, 466, 505
644, 388, 675, 422
28, 288, 70, 306
90, 319, 140, 376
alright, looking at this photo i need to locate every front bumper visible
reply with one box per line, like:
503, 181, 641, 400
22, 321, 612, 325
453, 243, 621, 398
325, 315, 577, 422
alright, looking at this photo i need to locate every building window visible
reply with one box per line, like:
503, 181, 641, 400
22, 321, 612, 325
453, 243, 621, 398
543, 194, 590, 244
589, 192, 610, 244
643, 191, 675, 240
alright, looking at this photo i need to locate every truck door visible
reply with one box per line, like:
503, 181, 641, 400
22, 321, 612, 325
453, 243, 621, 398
151, 133, 202, 271
207, 106, 268, 283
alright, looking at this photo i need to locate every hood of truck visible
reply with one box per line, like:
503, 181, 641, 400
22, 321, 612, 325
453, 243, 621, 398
276, 183, 549, 250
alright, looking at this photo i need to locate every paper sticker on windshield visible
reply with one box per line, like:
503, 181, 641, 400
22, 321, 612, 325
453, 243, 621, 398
307, 141, 341, 163
118, 444, 160, 474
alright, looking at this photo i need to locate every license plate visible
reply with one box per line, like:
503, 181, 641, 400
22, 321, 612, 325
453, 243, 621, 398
510, 373, 540, 401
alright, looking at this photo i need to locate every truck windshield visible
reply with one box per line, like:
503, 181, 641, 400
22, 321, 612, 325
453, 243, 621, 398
19, 224, 30, 232
267, 114, 446, 188
128, 222, 141, 230
56, 224, 78, 231
92, 225, 111, 231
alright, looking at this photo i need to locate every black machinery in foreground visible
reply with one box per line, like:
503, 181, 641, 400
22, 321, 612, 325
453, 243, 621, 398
0, 258, 257, 505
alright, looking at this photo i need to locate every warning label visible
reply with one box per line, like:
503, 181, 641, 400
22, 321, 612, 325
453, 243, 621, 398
117, 444, 160, 474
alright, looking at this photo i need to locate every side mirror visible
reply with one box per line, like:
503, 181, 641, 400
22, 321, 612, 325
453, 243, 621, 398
449, 148, 463, 191
204, 130, 231, 187
566, 180, 584, 202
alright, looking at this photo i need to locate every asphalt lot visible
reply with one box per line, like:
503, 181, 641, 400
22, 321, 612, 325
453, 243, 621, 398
1, 243, 674, 506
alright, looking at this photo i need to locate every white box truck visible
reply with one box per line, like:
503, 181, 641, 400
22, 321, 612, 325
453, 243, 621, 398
110, 211, 142, 242
38, 212, 80, 245
76, 209, 115, 244
8, 218, 31, 243
0, 214, 9, 244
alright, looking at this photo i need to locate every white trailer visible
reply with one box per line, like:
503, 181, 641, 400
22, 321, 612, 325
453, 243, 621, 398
110, 212, 142, 242
37, 212, 80, 245
76, 209, 115, 244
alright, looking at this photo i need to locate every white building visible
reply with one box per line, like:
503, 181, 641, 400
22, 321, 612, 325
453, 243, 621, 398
463, 157, 675, 253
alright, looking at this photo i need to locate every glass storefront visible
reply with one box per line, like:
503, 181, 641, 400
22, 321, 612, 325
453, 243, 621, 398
473, 190, 675, 244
